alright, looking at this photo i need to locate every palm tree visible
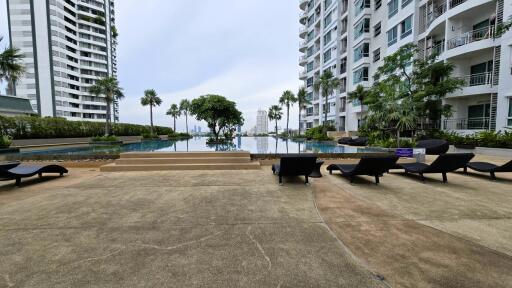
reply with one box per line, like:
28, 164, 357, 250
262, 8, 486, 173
179, 99, 191, 134
268, 105, 283, 136
89, 76, 124, 136
297, 86, 311, 136
0, 36, 25, 94
140, 89, 162, 135
166, 104, 181, 132
348, 84, 369, 128
313, 70, 340, 129
279, 90, 297, 137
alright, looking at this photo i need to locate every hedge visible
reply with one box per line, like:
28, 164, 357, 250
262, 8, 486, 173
422, 130, 512, 149
0, 115, 172, 140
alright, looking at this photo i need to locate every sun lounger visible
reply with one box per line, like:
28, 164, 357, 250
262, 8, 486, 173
415, 139, 449, 155
0, 164, 68, 186
272, 154, 317, 185
464, 160, 512, 180
399, 153, 474, 183
327, 155, 399, 184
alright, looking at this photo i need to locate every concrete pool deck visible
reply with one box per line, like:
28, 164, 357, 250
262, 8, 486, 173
0, 155, 512, 287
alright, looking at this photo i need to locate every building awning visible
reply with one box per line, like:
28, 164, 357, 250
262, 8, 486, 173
0, 95, 36, 115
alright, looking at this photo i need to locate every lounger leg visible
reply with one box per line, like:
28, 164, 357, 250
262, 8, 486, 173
329, 170, 332, 175
350, 176, 354, 183
442, 173, 447, 183
490, 172, 496, 181
38, 173, 42, 178
463, 166, 468, 174
15, 178, 21, 187
279, 176, 283, 185
375, 175, 380, 185
305, 175, 309, 185
60, 172, 64, 177
419, 173, 425, 182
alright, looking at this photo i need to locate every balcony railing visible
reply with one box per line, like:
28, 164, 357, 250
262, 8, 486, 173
443, 117, 490, 130
449, 0, 466, 9
447, 26, 494, 49
456, 72, 492, 87
426, 40, 445, 56
426, 2, 447, 27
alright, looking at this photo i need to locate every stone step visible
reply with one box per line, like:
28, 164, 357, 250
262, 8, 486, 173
100, 162, 261, 172
115, 157, 251, 165
120, 151, 250, 159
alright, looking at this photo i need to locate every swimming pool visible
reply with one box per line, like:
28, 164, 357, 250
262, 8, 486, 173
14, 136, 385, 157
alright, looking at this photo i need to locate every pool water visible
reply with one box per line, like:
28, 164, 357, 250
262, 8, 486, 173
18, 136, 384, 156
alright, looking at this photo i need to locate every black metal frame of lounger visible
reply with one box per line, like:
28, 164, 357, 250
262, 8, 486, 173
327, 156, 399, 185
399, 153, 475, 183
0, 164, 68, 187
272, 154, 317, 185
464, 160, 512, 180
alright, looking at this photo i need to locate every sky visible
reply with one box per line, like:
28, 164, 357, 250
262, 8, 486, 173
1, 1, 303, 132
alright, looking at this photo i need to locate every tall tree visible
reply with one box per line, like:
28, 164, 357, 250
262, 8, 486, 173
179, 99, 191, 134
140, 89, 162, 135
166, 104, 181, 133
279, 90, 297, 137
313, 70, 340, 129
0, 36, 25, 94
89, 76, 124, 136
348, 84, 369, 128
297, 86, 311, 136
189, 95, 244, 142
268, 105, 283, 136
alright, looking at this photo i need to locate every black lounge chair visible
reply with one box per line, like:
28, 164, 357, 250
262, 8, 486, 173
0, 161, 21, 171
347, 137, 368, 147
399, 153, 474, 183
464, 160, 512, 180
0, 164, 68, 186
327, 155, 399, 184
272, 154, 317, 185
416, 139, 449, 155
338, 137, 352, 145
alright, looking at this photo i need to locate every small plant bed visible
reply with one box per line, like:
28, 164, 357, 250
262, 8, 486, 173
206, 137, 232, 145
304, 126, 335, 141
90, 135, 123, 146
168, 132, 192, 140
0, 136, 18, 153
141, 133, 161, 141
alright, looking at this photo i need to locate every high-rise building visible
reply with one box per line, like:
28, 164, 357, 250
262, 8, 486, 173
299, 0, 512, 133
256, 109, 268, 134
6, 0, 118, 122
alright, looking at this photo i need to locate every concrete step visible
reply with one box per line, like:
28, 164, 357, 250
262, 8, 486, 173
120, 151, 250, 159
100, 162, 261, 172
115, 157, 251, 165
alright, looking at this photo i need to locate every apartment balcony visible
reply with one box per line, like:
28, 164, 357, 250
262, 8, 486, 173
447, 26, 494, 50
457, 72, 492, 87
299, 55, 308, 66
443, 117, 490, 131
425, 40, 445, 57
299, 27, 308, 39
299, 70, 307, 80
426, 1, 447, 29
449, 0, 467, 9
299, 11, 308, 24
299, 41, 307, 52
299, 0, 309, 10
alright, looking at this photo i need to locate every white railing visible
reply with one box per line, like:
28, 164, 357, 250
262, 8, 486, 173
443, 117, 490, 130
449, 0, 466, 9
426, 1, 447, 27
456, 72, 492, 87
447, 26, 494, 49
426, 40, 445, 56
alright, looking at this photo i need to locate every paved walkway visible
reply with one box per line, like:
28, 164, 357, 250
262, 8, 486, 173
0, 169, 386, 288
1, 160, 512, 287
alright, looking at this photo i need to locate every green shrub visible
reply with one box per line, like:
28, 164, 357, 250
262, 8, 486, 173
0, 135, 12, 149
304, 126, 333, 141
418, 130, 512, 149
0, 115, 172, 139
168, 132, 192, 139
91, 135, 119, 142
142, 132, 160, 140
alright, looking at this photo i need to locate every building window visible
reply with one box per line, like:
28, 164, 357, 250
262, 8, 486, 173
353, 66, 369, 84
402, 0, 413, 8
324, 49, 332, 63
307, 77, 314, 87
388, 0, 399, 18
375, 0, 382, 10
307, 31, 315, 42
354, 18, 370, 40
307, 46, 314, 57
354, 42, 370, 62
340, 57, 347, 74
373, 48, 381, 62
307, 62, 314, 72
324, 11, 332, 27
324, 30, 332, 44
374, 21, 381, 37
387, 26, 398, 46
355, 0, 371, 17
400, 15, 413, 38
508, 99, 512, 126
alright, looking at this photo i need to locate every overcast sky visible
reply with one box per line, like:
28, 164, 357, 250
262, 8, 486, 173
1, 1, 302, 132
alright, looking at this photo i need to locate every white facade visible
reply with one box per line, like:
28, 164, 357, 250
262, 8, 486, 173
256, 109, 269, 134
299, 0, 512, 133
6, 0, 118, 122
